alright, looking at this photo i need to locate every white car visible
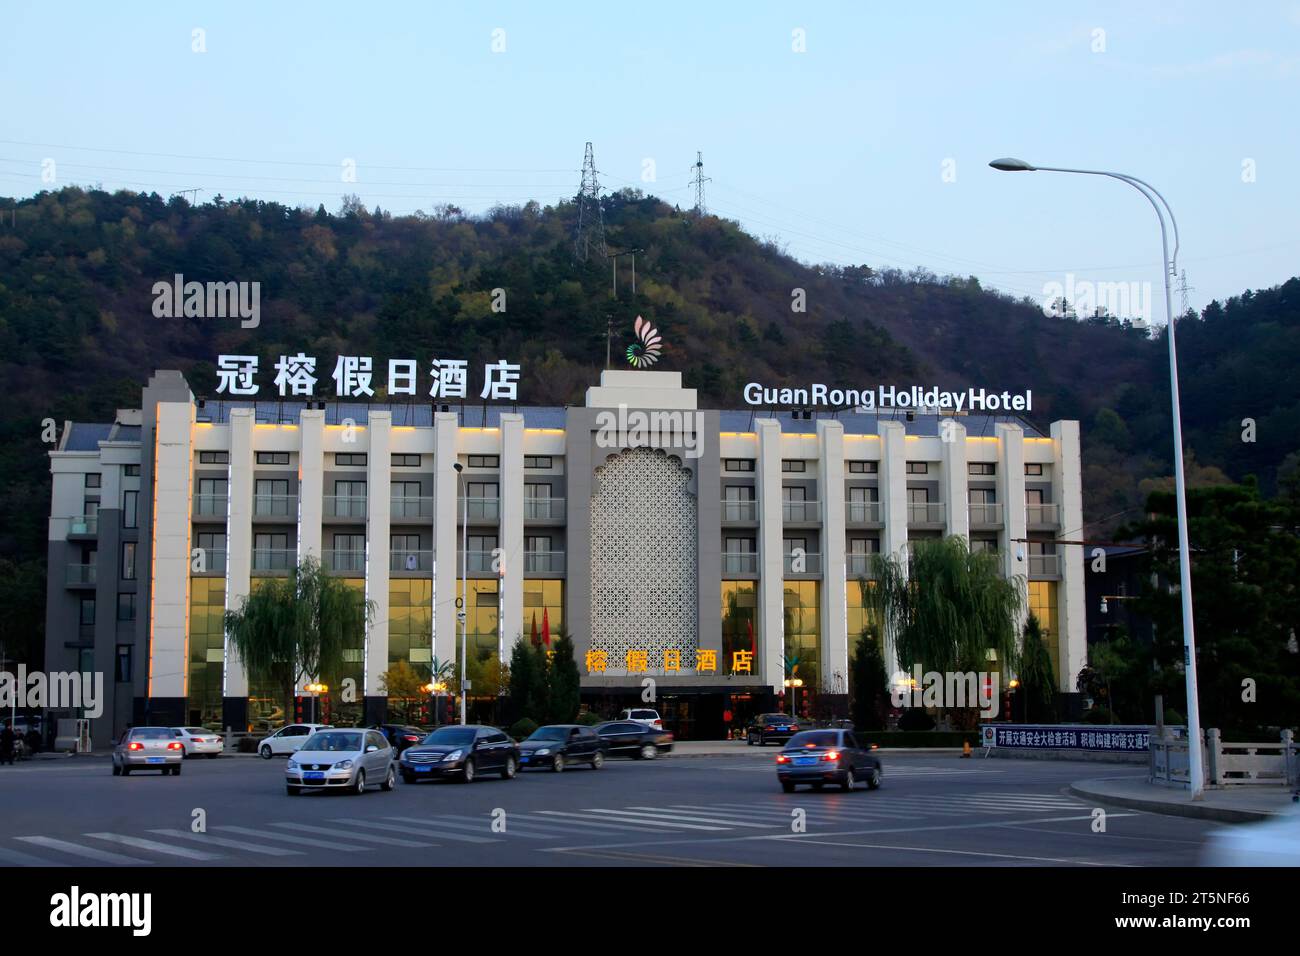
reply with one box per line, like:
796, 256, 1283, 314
1201, 807, 1300, 866
171, 727, 224, 758
259, 723, 333, 758
619, 708, 664, 730
286, 728, 396, 795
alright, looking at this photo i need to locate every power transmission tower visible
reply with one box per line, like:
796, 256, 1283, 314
574, 142, 607, 261
690, 150, 710, 216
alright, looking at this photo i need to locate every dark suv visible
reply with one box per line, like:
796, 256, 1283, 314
517, 724, 605, 771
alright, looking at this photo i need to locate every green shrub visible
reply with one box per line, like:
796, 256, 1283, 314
1082, 707, 1115, 724
898, 708, 936, 731
577, 711, 604, 726
509, 717, 539, 741
1162, 708, 1185, 727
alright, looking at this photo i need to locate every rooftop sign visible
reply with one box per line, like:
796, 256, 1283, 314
743, 383, 1033, 413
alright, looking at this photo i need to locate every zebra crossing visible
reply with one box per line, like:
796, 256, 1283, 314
0, 790, 1094, 865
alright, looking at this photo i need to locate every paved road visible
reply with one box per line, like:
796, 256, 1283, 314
0, 753, 1224, 867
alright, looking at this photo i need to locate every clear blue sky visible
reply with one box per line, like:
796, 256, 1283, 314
3, 1, 1297, 313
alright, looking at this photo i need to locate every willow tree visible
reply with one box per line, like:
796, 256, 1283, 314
864, 536, 1024, 679
225, 556, 374, 725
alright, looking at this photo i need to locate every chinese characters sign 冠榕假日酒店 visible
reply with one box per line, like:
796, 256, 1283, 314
213, 354, 522, 401
584, 649, 755, 676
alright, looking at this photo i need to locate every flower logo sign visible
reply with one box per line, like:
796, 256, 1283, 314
625, 315, 663, 368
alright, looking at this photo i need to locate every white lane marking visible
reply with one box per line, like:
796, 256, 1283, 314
0, 845, 68, 866
621, 807, 777, 828
372, 815, 551, 841
535, 810, 694, 831
268, 822, 438, 847
353, 817, 495, 843
147, 829, 304, 856
513, 813, 677, 833
85, 832, 222, 861
789, 838, 1125, 866
579, 809, 727, 830
213, 825, 373, 852
15, 835, 153, 865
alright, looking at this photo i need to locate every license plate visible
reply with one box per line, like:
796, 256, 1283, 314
794, 756, 815, 766
416, 765, 433, 772
304, 771, 325, 780
147, 757, 164, 764
520, 756, 530, 763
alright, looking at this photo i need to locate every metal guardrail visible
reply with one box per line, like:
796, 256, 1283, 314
722, 553, 758, 574
968, 502, 1003, 526
524, 551, 566, 574
721, 499, 758, 522
907, 502, 946, 524
783, 552, 822, 574
524, 498, 566, 521
845, 500, 882, 523
782, 500, 820, 522
1026, 502, 1060, 526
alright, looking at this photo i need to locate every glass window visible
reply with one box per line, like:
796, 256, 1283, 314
781, 486, 806, 501
466, 481, 498, 498
124, 464, 141, 477
525, 482, 550, 498
335, 453, 368, 467
724, 485, 755, 500
468, 455, 500, 468
969, 462, 996, 476
121, 542, 137, 581
788, 730, 838, 748
906, 461, 928, 475
117, 593, 136, 622
724, 459, 755, 472
847, 486, 878, 503
199, 451, 229, 465
847, 461, 878, 474
781, 460, 807, 472
1025, 463, 1044, 476
391, 453, 420, 467
1026, 488, 1045, 505
85, 473, 101, 488
524, 456, 553, 469
969, 488, 996, 504
115, 645, 132, 683
80, 598, 96, 626
122, 491, 138, 529
908, 487, 930, 503
256, 451, 291, 466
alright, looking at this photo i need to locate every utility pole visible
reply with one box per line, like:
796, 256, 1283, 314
609, 247, 644, 296
573, 142, 607, 261
690, 151, 710, 216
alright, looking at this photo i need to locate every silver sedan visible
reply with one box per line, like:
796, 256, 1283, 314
285, 729, 395, 795
112, 727, 185, 776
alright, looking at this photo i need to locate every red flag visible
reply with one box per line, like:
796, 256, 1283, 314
530, 611, 539, 647
542, 607, 552, 648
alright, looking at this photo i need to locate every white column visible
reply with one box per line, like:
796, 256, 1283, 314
149, 401, 194, 700
941, 420, 969, 539
433, 412, 460, 668
1053, 420, 1086, 692
298, 409, 325, 561
878, 421, 908, 678
365, 412, 392, 698
499, 414, 525, 654
224, 409, 254, 699
996, 423, 1029, 639
756, 419, 784, 692
817, 420, 848, 694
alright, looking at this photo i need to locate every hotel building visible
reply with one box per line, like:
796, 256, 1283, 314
44, 369, 1085, 744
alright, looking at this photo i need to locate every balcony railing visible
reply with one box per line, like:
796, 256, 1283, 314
846, 553, 878, 578
192, 549, 227, 574
66, 563, 97, 586
721, 499, 758, 522
459, 549, 497, 574
54, 515, 99, 537
783, 551, 823, 574
322, 549, 366, 574
390, 549, 433, 573
252, 548, 295, 572
782, 500, 820, 523
253, 494, 296, 519
524, 551, 566, 574
390, 495, 434, 520
722, 553, 758, 575
194, 494, 229, 518
845, 500, 882, 524
907, 501, 946, 525
524, 497, 566, 521
324, 495, 368, 519
1028, 553, 1060, 576
969, 502, 1004, 526
1026, 503, 1061, 526
462, 497, 500, 522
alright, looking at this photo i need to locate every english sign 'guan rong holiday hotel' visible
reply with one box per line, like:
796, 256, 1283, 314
42, 358, 1083, 745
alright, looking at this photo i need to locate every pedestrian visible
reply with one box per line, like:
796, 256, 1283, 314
0, 726, 15, 766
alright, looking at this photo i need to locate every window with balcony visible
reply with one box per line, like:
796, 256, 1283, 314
197, 477, 229, 517
195, 532, 226, 573
328, 533, 366, 573
722, 536, 757, 574
782, 459, 807, 473
906, 461, 929, 475
722, 485, 756, 521
846, 486, 879, 522
254, 478, 291, 517
199, 451, 228, 465
782, 485, 812, 521
335, 453, 367, 467
524, 455, 553, 469
465, 482, 499, 521
253, 532, 291, 571
468, 455, 499, 469
391, 453, 420, 468
330, 480, 367, 518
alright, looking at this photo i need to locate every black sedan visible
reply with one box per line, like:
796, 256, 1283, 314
518, 725, 605, 771
399, 725, 519, 783
746, 713, 803, 746
776, 729, 881, 793
593, 721, 674, 759
369, 723, 427, 756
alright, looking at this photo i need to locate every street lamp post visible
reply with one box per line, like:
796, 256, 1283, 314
453, 461, 468, 725
989, 158, 1204, 797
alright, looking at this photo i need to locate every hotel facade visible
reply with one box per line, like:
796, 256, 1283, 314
44, 369, 1085, 745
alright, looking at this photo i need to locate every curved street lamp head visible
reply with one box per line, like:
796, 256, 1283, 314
989, 157, 1037, 172
452, 461, 463, 473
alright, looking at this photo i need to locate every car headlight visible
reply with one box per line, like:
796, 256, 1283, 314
535, 748, 550, 756
286, 759, 299, 770
334, 759, 354, 770
443, 750, 462, 762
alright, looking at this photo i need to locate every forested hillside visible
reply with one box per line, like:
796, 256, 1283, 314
1, 185, 1296, 573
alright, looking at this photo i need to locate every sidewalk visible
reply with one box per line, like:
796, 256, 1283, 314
1069, 774, 1299, 823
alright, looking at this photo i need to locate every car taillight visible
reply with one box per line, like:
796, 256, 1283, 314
821, 750, 840, 762
129, 742, 143, 751
403, 735, 418, 742
168, 742, 183, 750
765, 726, 775, 732
776, 754, 789, 763
790, 725, 799, 731
653, 720, 662, 728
